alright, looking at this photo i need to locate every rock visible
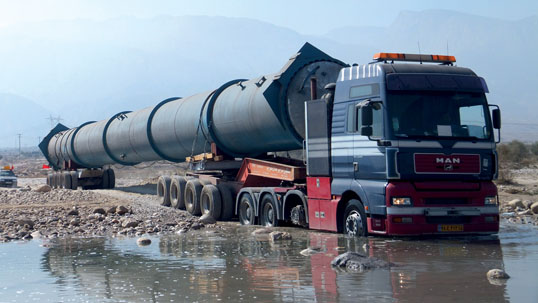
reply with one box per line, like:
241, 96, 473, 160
122, 219, 138, 228
93, 208, 106, 215
507, 199, 524, 209
199, 214, 216, 225
331, 252, 393, 272
531, 202, 538, 214
487, 269, 510, 280
252, 228, 273, 236
300, 247, 322, 256
30, 231, 42, 239
35, 185, 52, 193
137, 238, 152, 246
70, 218, 80, 226
107, 206, 117, 214
522, 200, 534, 209
116, 205, 129, 215
517, 210, 531, 216
269, 231, 292, 242
19, 187, 31, 192
17, 219, 35, 228
191, 222, 203, 230
67, 209, 79, 216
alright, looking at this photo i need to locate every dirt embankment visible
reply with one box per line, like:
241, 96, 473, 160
0, 179, 220, 242
497, 168, 538, 226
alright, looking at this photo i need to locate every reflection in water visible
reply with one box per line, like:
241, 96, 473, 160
36, 226, 514, 302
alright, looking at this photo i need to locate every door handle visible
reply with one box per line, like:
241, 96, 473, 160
353, 162, 359, 172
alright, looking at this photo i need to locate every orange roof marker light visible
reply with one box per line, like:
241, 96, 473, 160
373, 52, 456, 64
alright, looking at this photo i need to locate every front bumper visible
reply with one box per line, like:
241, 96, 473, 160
379, 181, 499, 236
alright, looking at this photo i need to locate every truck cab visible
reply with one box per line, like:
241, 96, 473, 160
324, 53, 501, 235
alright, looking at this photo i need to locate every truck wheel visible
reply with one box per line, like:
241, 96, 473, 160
185, 179, 203, 215
62, 172, 72, 189
102, 169, 110, 189
47, 173, 53, 186
259, 195, 278, 227
239, 193, 256, 225
105, 169, 115, 189
200, 184, 222, 220
170, 176, 189, 209
70, 171, 78, 190
157, 176, 172, 206
54, 172, 61, 189
217, 184, 234, 221
343, 199, 368, 237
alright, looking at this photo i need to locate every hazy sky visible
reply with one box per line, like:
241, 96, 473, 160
1, 0, 536, 34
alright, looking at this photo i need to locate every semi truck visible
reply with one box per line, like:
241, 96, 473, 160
39, 43, 502, 236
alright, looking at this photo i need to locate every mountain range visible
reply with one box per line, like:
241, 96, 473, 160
0, 10, 536, 148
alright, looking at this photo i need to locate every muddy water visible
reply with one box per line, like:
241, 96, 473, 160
0, 224, 536, 303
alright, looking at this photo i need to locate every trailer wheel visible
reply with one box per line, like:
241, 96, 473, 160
217, 184, 234, 221
47, 173, 53, 187
157, 176, 172, 206
343, 199, 368, 237
185, 179, 203, 215
61, 172, 72, 189
54, 172, 61, 189
70, 171, 78, 190
102, 169, 110, 189
104, 168, 115, 189
170, 176, 189, 209
200, 184, 222, 220
239, 193, 256, 225
259, 195, 278, 227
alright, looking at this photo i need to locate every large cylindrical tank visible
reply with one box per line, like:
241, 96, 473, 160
39, 43, 347, 169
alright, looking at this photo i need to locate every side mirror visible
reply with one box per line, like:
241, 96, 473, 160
492, 108, 501, 129
361, 104, 373, 126
360, 126, 373, 136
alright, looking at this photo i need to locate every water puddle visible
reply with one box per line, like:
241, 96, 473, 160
0, 223, 537, 302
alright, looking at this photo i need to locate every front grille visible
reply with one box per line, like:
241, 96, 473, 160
426, 216, 471, 224
424, 198, 468, 205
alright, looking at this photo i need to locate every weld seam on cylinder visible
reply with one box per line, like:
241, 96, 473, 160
102, 112, 135, 166
69, 121, 97, 168
205, 79, 247, 157
146, 97, 183, 162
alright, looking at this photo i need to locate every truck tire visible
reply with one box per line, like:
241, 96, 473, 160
62, 172, 72, 189
259, 194, 279, 227
185, 179, 203, 215
217, 184, 234, 221
200, 184, 222, 220
170, 176, 189, 209
70, 171, 78, 190
105, 168, 115, 189
157, 176, 172, 206
102, 169, 110, 189
238, 192, 256, 225
54, 172, 61, 189
47, 173, 53, 186
343, 199, 368, 237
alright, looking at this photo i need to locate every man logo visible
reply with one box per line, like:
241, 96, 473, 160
444, 164, 454, 171
436, 157, 461, 164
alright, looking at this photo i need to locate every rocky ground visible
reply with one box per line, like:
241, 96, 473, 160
0, 179, 221, 242
497, 168, 538, 226
0, 155, 537, 242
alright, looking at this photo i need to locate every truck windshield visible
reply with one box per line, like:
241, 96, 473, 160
387, 91, 491, 140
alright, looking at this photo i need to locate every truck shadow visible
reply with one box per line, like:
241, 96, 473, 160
114, 183, 156, 195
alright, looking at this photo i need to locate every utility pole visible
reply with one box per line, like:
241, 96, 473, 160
17, 133, 22, 156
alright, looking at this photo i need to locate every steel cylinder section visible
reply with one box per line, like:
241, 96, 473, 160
39, 43, 347, 169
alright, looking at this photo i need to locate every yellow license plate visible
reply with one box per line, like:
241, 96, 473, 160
439, 224, 464, 232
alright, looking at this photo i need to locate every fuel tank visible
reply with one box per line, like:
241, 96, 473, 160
39, 43, 347, 169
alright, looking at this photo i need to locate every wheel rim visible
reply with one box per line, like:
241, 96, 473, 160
240, 200, 252, 224
262, 202, 275, 226
345, 210, 363, 236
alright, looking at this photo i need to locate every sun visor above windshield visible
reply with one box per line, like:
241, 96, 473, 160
386, 74, 488, 93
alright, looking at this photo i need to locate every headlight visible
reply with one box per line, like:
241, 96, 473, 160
392, 197, 412, 206
485, 196, 498, 205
